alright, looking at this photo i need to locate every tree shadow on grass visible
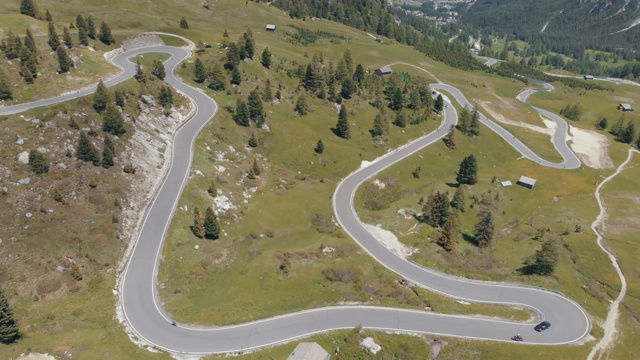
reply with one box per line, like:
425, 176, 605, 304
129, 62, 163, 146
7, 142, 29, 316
445, 182, 460, 188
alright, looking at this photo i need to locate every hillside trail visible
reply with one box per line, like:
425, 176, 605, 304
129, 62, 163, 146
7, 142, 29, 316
586, 149, 636, 360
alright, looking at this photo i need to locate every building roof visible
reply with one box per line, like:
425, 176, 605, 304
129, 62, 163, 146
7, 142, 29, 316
266, 24, 276, 30
619, 103, 633, 110
376, 66, 392, 74
500, 180, 512, 187
518, 176, 536, 186
287, 342, 330, 360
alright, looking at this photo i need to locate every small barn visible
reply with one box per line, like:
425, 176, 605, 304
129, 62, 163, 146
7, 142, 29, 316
287, 342, 330, 360
265, 24, 276, 32
516, 176, 537, 189
618, 103, 635, 112
375, 36, 382, 43
583, 75, 594, 80
500, 180, 512, 187
375, 66, 392, 76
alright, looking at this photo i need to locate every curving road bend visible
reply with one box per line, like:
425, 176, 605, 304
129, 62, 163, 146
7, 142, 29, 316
0, 47, 591, 354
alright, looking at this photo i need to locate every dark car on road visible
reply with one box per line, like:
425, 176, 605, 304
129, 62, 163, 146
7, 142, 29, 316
534, 321, 551, 332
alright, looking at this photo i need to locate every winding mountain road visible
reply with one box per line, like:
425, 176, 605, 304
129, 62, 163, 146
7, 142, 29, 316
0, 46, 591, 355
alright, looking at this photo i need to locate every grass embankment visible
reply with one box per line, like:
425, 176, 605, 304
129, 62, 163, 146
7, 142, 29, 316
596, 151, 640, 359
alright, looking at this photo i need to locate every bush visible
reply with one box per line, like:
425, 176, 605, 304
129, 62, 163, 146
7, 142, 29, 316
362, 178, 402, 211
322, 264, 362, 283
311, 213, 336, 233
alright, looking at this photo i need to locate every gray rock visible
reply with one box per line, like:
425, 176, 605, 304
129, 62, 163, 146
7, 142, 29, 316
16, 137, 25, 145
18, 177, 31, 185
18, 151, 29, 164
2, 187, 8, 194
141, 95, 155, 107
57, 163, 67, 170
25, 213, 33, 218
37, 147, 48, 153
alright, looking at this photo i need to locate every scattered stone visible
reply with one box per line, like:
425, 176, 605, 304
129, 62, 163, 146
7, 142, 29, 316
18, 177, 31, 185
360, 337, 382, 354
57, 163, 67, 170
16, 137, 25, 145
372, 179, 386, 189
194, 170, 204, 176
194, 245, 200, 250
141, 95, 155, 107
213, 195, 237, 212
25, 213, 33, 219
18, 151, 30, 164
37, 147, 47, 153
57, 265, 66, 272
2, 187, 8, 194
322, 246, 335, 254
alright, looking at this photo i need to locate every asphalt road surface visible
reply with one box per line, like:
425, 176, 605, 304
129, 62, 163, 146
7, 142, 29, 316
0, 48, 591, 355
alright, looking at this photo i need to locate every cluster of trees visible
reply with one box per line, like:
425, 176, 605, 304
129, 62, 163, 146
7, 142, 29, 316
192, 206, 220, 240
456, 106, 480, 136
0, 69, 11, 100
1, 29, 39, 82
559, 104, 581, 121
233, 86, 266, 127
75, 14, 114, 45
609, 116, 637, 145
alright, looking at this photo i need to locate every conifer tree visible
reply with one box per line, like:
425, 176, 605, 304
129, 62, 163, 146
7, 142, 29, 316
261, 47, 272, 68
525, 239, 558, 275
102, 102, 126, 135
438, 216, 458, 252
473, 210, 494, 248
243, 28, 255, 59
76, 14, 87, 31
4, 32, 22, 60
93, 80, 110, 113
207, 181, 217, 196
192, 207, 205, 238
114, 89, 125, 108
24, 28, 37, 53
335, 104, 350, 139
610, 116, 624, 136
393, 111, 406, 128
207, 62, 226, 90
620, 120, 636, 144
76, 132, 100, 166
262, 79, 273, 102
225, 43, 240, 69
0, 70, 13, 100
251, 158, 261, 176
20, 45, 37, 79
63, 26, 73, 48
45, 9, 52, 22
158, 86, 173, 108
435, 94, 444, 113
371, 110, 389, 137
341, 78, 356, 99
294, 93, 308, 115
443, 125, 456, 149
102, 136, 115, 168
248, 132, 258, 148
47, 21, 60, 51
247, 87, 264, 122
193, 58, 206, 83
457, 106, 470, 134
20, 62, 34, 83
86, 16, 96, 39
450, 186, 466, 212
353, 64, 365, 85
56, 45, 73, 73
230, 67, 241, 85
234, 99, 250, 127
0, 288, 20, 344
469, 107, 480, 136
134, 60, 146, 83
28, 149, 49, 174
422, 191, 450, 227
203, 206, 220, 240
314, 138, 324, 154
98, 21, 115, 44
179, 17, 189, 29
236, 36, 247, 60
20, 0, 38, 18
596, 116, 608, 130
78, 27, 89, 46
152, 59, 165, 80
456, 154, 478, 185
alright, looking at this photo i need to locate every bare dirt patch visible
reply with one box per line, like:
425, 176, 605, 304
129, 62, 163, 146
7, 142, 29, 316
362, 223, 416, 259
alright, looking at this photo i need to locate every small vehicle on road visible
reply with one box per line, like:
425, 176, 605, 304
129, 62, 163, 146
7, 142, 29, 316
534, 321, 551, 332
511, 334, 523, 341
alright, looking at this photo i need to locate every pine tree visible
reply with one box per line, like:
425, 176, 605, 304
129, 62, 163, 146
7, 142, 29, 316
230, 67, 241, 85
114, 89, 125, 108
251, 158, 261, 176
76, 132, 100, 166
45, 9, 52, 22
158, 86, 173, 108
203, 206, 220, 240
102, 136, 115, 168
20, 62, 34, 83
76, 14, 87, 31
314, 138, 324, 154
469, 107, 480, 136
20, 0, 38, 18
335, 104, 350, 139
20, 44, 37, 79
393, 112, 406, 128
341, 78, 356, 99
24, 28, 37, 53
225, 42, 240, 69
248, 132, 258, 148
435, 94, 444, 113
620, 120, 636, 144
456, 154, 478, 185
234, 98, 250, 127
438, 216, 458, 252
0, 288, 20, 344
294, 93, 308, 115
56, 45, 73, 73
443, 125, 456, 149
457, 106, 470, 134
28, 149, 49, 174
450, 186, 466, 212
596, 116, 608, 130
261, 47, 272, 68
193, 58, 206, 83
525, 239, 558, 275
371, 111, 389, 138
179, 17, 189, 29
343, 49, 353, 74
102, 103, 126, 135
0, 70, 13, 100
76, 26, 88, 46
134, 60, 146, 83
152, 59, 165, 80
86, 16, 96, 39
47, 21, 60, 51
247, 87, 264, 122
422, 191, 450, 227
473, 210, 494, 248
192, 207, 205, 238
93, 80, 110, 113
207, 62, 226, 90
262, 79, 273, 102
207, 181, 217, 196
610, 116, 624, 136
98, 21, 115, 45
236, 36, 247, 60
353, 64, 365, 85
243, 28, 255, 59
63, 26, 73, 48
390, 87, 404, 111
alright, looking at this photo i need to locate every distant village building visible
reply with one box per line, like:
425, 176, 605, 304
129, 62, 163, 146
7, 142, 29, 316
265, 24, 276, 32
287, 342, 330, 360
516, 176, 537, 189
618, 103, 635, 112
375, 36, 382, 43
375, 66, 392, 76
583, 75, 594, 80
500, 180, 512, 187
